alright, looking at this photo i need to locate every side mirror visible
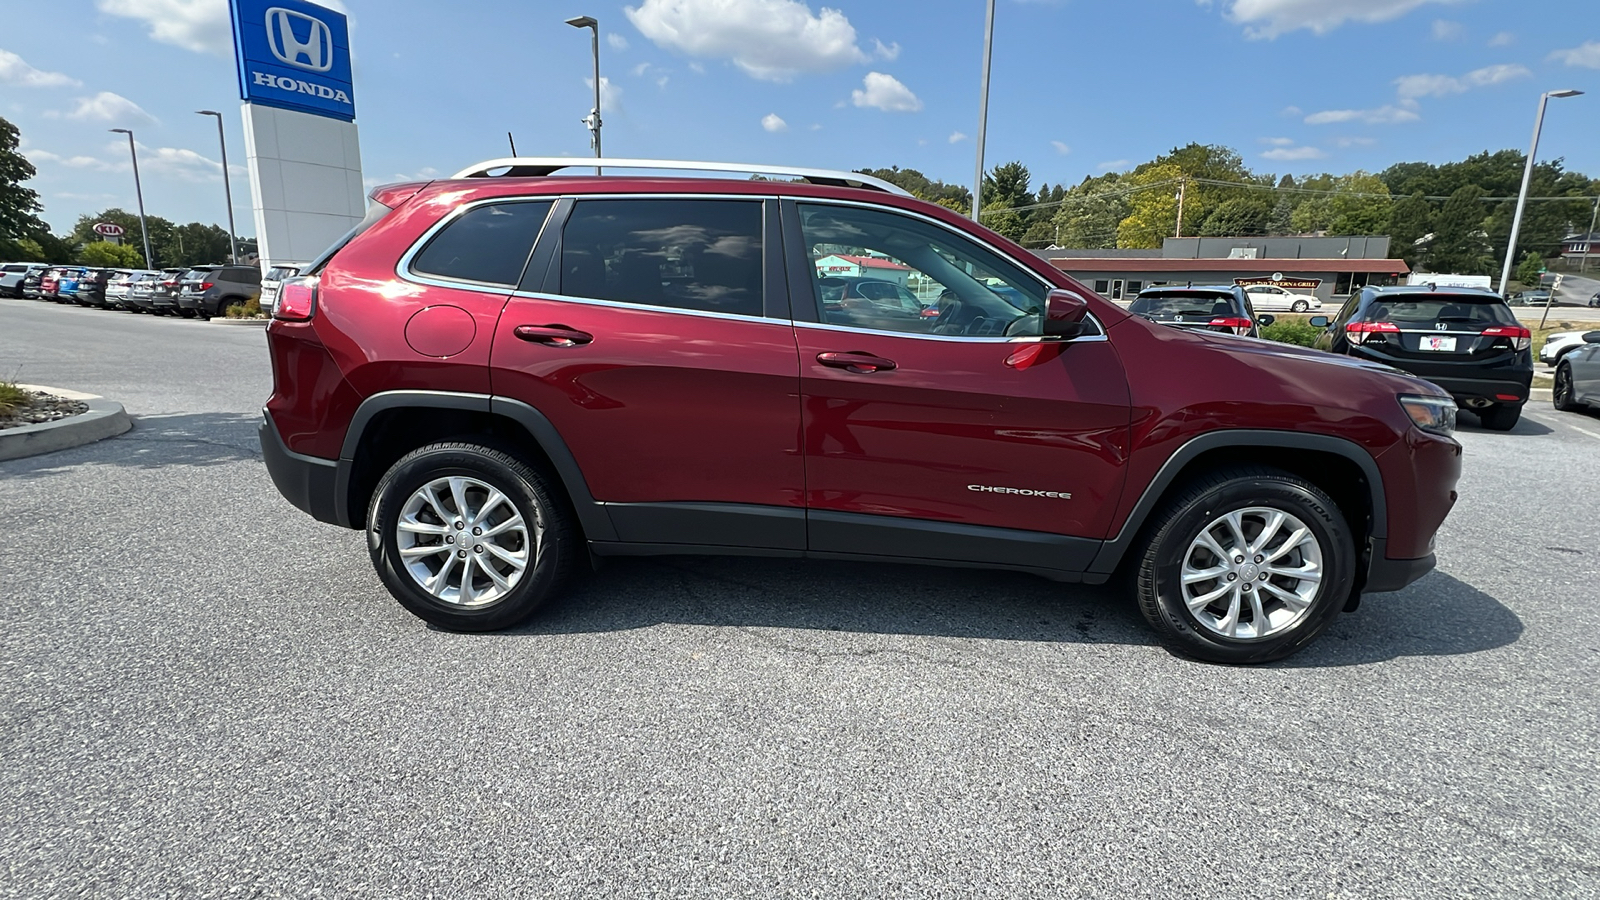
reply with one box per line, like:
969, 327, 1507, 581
1308, 315, 1330, 328
1583, 331, 1600, 344
1044, 289, 1091, 339
1257, 314, 1276, 327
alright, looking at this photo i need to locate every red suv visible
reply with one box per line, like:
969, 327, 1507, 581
260, 158, 1462, 664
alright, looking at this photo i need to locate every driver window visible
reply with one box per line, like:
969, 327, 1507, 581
796, 202, 1048, 337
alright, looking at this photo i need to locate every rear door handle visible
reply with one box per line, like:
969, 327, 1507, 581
514, 324, 593, 347
817, 351, 897, 374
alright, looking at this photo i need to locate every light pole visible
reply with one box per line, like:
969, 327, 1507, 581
196, 110, 239, 264
1498, 89, 1583, 296
566, 15, 601, 172
970, 0, 995, 224
109, 128, 153, 269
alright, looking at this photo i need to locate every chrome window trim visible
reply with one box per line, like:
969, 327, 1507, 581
505, 289, 792, 327
793, 318, 1108, 344
395, 196, 559, 294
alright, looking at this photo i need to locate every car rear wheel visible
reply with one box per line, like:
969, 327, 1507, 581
1476, 403, 1521, 431
1134, 466, 1354, 664
1553, 363, 1580, 411
1291, 300, 1309, 312
367, 442, 582, 632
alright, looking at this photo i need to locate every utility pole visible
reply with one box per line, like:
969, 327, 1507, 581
1581, 195, 1599, 274
565, 16, 602, 174
1174, 177, 1187, 238
971, 0, 996, 225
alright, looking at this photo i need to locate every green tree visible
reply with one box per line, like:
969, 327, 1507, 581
78, 240, 146, 267
1049, 174, 1130, 249
981, 161, 1032, 210
1429, 185, 1494, 275
856, 166, 970, 212
1116, 163, 1182, 248
1514, 250, 1545, 286
0, 115, 56, 261
1388, 193, 1434, 268
979, 199, 1027, 243
1199, 196, 1273, 236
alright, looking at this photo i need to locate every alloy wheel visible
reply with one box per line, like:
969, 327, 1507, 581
394, 475, 540, 608
1179, 507, 1324, 641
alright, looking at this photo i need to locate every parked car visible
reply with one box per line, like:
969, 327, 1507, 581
103, 269, 154, 309
1540, 330, 1593, 368
259, 265, 299, 316
816, 275, 933, 328
71, 268, 115, 307
0, 263, 45, 298
147, 267, 192, 315
259, 158, 1463, 665
52, 267, 88, 303
1128, 285, 1268, 337
123, 271, 162, 312
1312, 285, 1531, 430
177, 264, 262, 318
1509, 289, 1554, 307
1552, 332, 1600, 413
19, 267, 45, 298
1588, 291, 1600, 308
1242, 283, 1322, 313
38, 267, 68, 301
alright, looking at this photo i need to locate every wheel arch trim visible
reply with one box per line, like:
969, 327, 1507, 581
1087, 429, 1387, 575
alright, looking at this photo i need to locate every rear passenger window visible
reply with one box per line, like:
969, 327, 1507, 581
411, 201, 553, 286
559, 199, 763, 317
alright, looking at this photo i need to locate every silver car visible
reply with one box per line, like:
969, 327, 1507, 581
1552, 331, 1600, 413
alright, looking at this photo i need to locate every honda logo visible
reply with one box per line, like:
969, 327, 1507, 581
265, 7, 333, 73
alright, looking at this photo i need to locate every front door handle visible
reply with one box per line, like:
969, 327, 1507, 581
817, 351, 897, 374
514, 324, 593, 347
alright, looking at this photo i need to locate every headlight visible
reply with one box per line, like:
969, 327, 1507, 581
1399, 394, 1457, 436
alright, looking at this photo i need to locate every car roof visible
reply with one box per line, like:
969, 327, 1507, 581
1367, 285, 1502, 299
1137, 285, 1239, 294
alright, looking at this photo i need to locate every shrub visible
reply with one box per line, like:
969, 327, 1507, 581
1260, 320, 1322, 347
0, 381, 30, 417
225, 297, 263, 318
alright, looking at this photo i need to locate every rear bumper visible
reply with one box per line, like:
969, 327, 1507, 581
1425, 371, 1533, 404
259, 410, 342, 526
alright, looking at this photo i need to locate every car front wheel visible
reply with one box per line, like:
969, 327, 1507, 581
367, 442, 582, 632
1553, 363, 1580, 411
1134, 467, 1355, 664
1291, 300, 1309, 312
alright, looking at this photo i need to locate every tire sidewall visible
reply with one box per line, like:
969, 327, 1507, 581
368, 446, 565, 632
1147, 477, 1355, 664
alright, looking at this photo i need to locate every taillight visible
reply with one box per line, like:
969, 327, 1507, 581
1481, 324, 1531, 352
1346, 321, 1400, 345
1209, 316, 1253, 335
199, 282, 214, 290
274, 276, 318, 321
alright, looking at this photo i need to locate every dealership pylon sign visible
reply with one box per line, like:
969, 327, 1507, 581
230, 0, 364, 270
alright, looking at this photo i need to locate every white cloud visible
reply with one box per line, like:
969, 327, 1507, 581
0, 50, 80, 87
95, 0, 232, 55
1550, 40, 1600, 69
808, 123, 822, 131
608, 33, 629, 50
1097, 160, 1131, 171
1216, 0, 1459, 40
689, 61, 705, 74
25, 148, 114, 170
1280, 105, 1302, 116
850, 71, 921, 112
761, 113, 788, 132
1261, 145, 1327, 161
948, 131, 967, 143
625, 0, 875, 81
1430, 19, 1463, 41
1050, 140, 1071, 155
631, 61, 652, 76
583, 76, 622, 112
1488, 31, 1514, 47
1305, 104, 1420, 125
1394, 63, 1530, 99
1335, 136, 1378, 147
872, 38, 899, 60
1261, 136, 1295, 146
63, 92, 157, 125
138, 144, 226, 180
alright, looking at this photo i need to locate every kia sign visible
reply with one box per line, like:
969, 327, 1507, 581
92, 222, 126, 237
230, 0, 354, 121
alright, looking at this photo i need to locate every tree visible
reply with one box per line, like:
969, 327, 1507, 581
1514, 250, 1545, 286
1199, 196, 1272, 236
981, 161, 1032, 210
0, 115, 55, 261
979, 200, 1027, 244
1116, 163, 1182, 248
78, 240, 146, 267
1428, 185, 1494, 275
1388, 193, 1434, 268
856, 166, 970, 212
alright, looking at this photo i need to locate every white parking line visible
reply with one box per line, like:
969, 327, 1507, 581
1525, 407, 1600, 441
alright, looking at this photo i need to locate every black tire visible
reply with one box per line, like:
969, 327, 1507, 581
1553, 363, 1580, 411
217, 296, 245, 318
1134, 466, 1356, 664
1291, 300, 1309, 313
177, 308, 196, 319
367, 441, 582, 632
1477, 403, 1521, 431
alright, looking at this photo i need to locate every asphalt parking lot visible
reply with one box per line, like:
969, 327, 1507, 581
1, 296, 1597, 898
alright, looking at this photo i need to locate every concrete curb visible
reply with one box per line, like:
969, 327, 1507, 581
0, 385, 132, 462
209, 317, 269, 326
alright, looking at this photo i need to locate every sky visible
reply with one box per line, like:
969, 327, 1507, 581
3, 0, 1598, 236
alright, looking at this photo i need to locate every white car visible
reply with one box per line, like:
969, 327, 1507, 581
1540, 330, 1593, 367
1243, 283, 1322, 312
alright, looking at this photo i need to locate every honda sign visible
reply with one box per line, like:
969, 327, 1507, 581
230, 0, 354, 120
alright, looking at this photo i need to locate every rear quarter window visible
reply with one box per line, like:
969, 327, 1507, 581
409, 200, 554, 286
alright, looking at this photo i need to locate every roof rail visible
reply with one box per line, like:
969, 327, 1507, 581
448, 157, 913, 196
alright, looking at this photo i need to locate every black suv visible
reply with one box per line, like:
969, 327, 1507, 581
1128, 285, 1267, 337
1312, 286, 1532, 431
176, 264, 261, 318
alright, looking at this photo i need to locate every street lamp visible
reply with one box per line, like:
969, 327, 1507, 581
565, 15, 602, 172
109, 128, 153, 269
1498, 88, 1583, 296
970, 0, 995, 224
196, 110, 239, 264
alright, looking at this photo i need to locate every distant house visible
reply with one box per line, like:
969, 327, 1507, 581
814, 254, 912, 286
1560, 232, 1600, 260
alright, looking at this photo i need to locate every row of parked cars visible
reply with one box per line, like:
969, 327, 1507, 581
0, 262, 270, 318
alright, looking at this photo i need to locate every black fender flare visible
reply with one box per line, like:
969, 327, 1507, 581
1086, 429, 1387, 575
333, 390, 617, 541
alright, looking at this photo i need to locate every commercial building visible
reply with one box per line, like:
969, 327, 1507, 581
1039, 236, 1409, 303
